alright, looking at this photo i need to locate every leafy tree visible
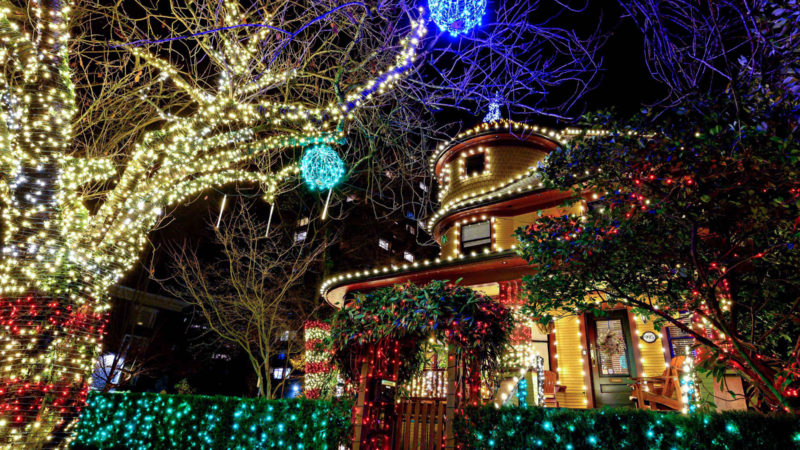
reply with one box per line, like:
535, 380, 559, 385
515, 83, 800, 412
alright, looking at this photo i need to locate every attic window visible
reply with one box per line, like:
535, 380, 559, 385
464, 153, 486, 176
378, 239, 390, 251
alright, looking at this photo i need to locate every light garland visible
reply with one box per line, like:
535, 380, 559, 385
428, 120, 565, 174
0, 2, 427, 444
320, 245, 520, 298
303, 321, 336, 399
429, 0, 487, 36
680, 349, 700, 414
482, 92, 502, 123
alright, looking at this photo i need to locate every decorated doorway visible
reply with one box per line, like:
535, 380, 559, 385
587, 310, 636, 407
329, 281, 513, 450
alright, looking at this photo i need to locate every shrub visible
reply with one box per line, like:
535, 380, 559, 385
71, 392, 352, 449
455, 406, 800, 449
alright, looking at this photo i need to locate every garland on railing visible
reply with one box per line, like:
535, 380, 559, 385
328, 280, 513, 386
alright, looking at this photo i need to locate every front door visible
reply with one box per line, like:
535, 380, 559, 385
587, 310, 636, 408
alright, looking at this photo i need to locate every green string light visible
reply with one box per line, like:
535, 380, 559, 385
72, 392, 351, 449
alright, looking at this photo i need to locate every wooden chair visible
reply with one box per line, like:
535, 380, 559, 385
543, 370, 565, 407
630, 356, 685, 411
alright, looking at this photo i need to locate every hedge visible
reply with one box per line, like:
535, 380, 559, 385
455, 406, 800, 449
71, 392, 352, 449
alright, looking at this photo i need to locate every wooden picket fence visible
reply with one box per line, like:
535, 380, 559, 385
392, 398, 447, 450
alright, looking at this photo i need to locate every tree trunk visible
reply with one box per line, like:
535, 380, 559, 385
0, 291, 107, 447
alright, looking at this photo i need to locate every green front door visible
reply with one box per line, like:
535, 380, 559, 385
587, 310, 636, 408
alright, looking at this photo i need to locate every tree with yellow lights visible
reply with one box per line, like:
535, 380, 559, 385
0, 0, 426, 444
0, 0, 601, 445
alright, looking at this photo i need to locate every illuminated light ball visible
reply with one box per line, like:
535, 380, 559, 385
300, 144, 345, 191
429, 0, 487, 36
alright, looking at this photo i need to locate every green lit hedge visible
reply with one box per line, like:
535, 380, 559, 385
455, 406, 800, 449
71, 392, 352, 449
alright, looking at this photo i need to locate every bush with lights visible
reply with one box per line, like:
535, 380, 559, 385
455, 405, 800, 449
71, 392, 352, 449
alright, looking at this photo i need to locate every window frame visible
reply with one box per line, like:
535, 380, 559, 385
460, 220, 492, 253
458, 147, 491, 180
464, 153, 486, 176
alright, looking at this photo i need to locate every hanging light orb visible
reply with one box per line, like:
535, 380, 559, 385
300, 144, 345, 191
429, 0, 487, 36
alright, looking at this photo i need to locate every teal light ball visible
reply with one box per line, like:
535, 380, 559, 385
300, 144, 345, 191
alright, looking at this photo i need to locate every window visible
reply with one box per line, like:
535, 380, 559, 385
294, 231, 307, 242
464, 153, 486, 176
121, 334, 150, 354
211, 353, 233, 361
272, 368, 291, 379
530, 326, 551, 371
346, 194, 357, 203
378, 239, 390, 251
297, 217, 309, 227
405, 224, 416, 235
461, 220, 491, 253
134, 306, 158, 328
595, 319, 630, 376
403, 251, 414, 262
279, 330, 290, 342
419, 181, 428, 192
665, 312, 694, 358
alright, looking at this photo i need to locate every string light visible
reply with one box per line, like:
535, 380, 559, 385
303, 321, 335, 399
0, 2, 428, 443
482, 91, 502, 123
300, 144, 345, 192
429, 0, 487, 36
71, 392, 351, 448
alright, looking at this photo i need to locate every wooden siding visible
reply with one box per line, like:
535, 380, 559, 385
552, 313, 588, 408
630, 314, 668, 377
439, 145, 547, 207
440, 226, 459, 257
493, 204, 584, 251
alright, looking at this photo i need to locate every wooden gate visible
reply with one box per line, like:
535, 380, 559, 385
352, 345, 460, 450
393, 399, 446, 450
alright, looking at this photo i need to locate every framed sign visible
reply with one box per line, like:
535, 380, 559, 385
640, 331, 658, 343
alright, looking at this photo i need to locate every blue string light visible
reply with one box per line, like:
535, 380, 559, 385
300, 144, 345, 191
516, 377, 528, 407
483, 91, 502, 122
429, 0, 487, 36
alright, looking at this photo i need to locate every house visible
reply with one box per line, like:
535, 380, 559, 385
320, 119, 746, 412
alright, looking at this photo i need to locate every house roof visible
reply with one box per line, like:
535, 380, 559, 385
320, 248, 536, 307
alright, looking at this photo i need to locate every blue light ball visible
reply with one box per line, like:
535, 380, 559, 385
300, 144, 345, 191
429, 0, 486, 36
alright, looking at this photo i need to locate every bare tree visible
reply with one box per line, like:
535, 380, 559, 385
619, 0, 800, 107
156, 201, 326, 398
